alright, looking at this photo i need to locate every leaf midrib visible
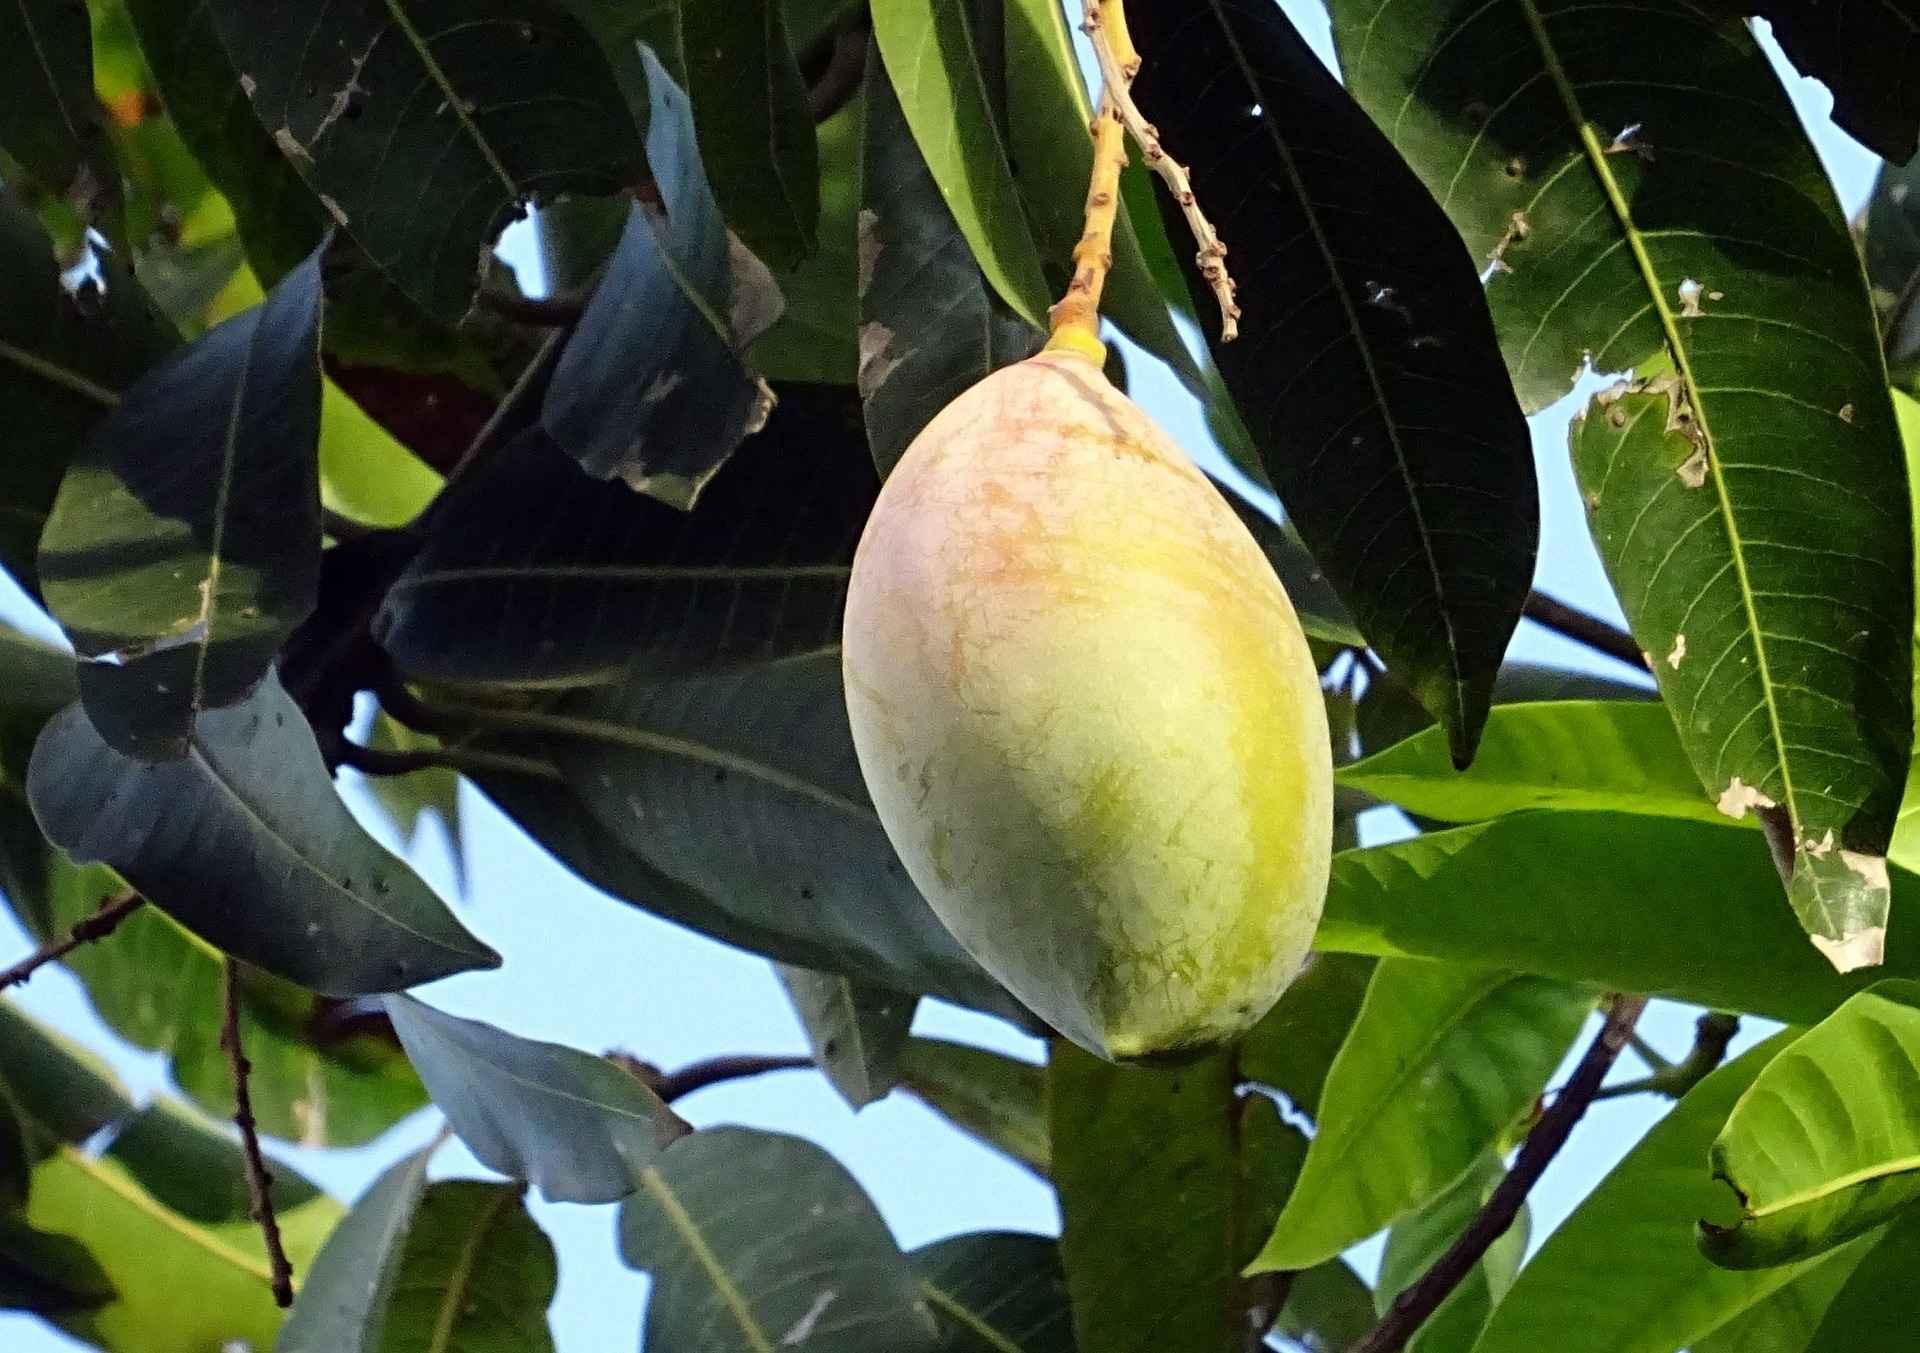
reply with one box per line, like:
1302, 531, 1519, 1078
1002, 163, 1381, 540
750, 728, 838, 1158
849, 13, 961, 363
1740, 1155, 1920, 1221
922, 1279, 1023, 1353
639, 1165, 777, 1353
380, 0, 517, 195
55, 1144, 284, 1290
425, 1184, 515, 1353
0, 336, 121, 408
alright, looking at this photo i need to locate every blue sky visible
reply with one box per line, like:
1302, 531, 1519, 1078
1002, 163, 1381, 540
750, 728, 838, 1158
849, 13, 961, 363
0, 4, 1889, 1348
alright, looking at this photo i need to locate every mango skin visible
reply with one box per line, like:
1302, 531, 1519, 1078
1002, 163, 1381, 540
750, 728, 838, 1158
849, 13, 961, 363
842, 351, 1331, 1062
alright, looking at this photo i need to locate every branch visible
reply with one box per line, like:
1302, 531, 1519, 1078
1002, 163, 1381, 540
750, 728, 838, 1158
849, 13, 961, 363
807, 23, 869, 123
1594, 1011, 1738, 1102
1347, 994, 1648, 1353
1522, 590, 1648, 672
0, 891, 144, 992
337, 737, 564, 783
614, 1052, 813, 1103
221, 958, 295, 1307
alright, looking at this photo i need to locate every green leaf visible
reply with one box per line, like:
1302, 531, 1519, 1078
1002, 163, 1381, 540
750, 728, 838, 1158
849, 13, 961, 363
40, 242, 325, 759
1274, 1259, 1376, 1352
208, 0, 646, 322
1865, 159, 1920, 377
1702, 980, 1920, 1267
1237, 953, 1375, 1120
1050, 1043, 1239, 1353
0, 1000, 133, 1152
361, 711, 464, 877
280, 1155, 557, 1353
776, 965, 915, 1110
857, 31, 1040, 479
0, 0, 113, 210
1745, 0, 1920, 162
911, 1231, 1073, 1353
1250, 962, 1590, 1271
867, 0, 1052, 328
1222, 488, 1368, 650
541, 48, 776, 509
386, 994, 682, 1204
1376, 1155, 1529, 1353
377, 384, 871, 687
27, 672, 497, 995
619, 1126, 942, 1352
1341, 699, 1729, 827
1805, 1209, 1920, 1351
0, 1213, 114, 1317
1695, 1236, 1874, 1353
1130, 0, 1538, 764
1333, 0, 1915, 965
1472, 1036, 1836, 1353
897, 1037, 1048, 1177
751, 95, 860, 384
106, 1098, 321, 1223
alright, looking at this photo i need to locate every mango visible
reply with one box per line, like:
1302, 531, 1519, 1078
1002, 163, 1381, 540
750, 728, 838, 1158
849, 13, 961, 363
842, 351, 1332, 1062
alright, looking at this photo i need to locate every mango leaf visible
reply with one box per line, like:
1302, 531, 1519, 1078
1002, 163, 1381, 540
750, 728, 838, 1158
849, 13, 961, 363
27, 671, 497, 995
208, 0, 645, 322
542, 47, 776, 508
1237, 952, 1375, 1120
0, 201, 174, 597
751, 95, 860, 384
0, 0, 113, 211
1050, 1043, 1240, 1353
1222, 487, 1368, 649
1274, 1260, 1376, 1352
911, 1231, 1073, 1353
1375, 1155, 1529, 1353
1130, 0, 1537, 765
1471, 1037, 1839, 1353
857, 30, 1041, 479
1250, 962, 1590, 1271
1696, 1236, 1875, 1353
1342, 700, 1731, 827
1702, 980, 1920, 1267
1331, 0, 1914, 967
867, 0, 1052, 329
618, 1126, 942, 1351
0, 1214, 112, 1317
776, 965, 915, 1111
0, 1000, 134, 1153
280, 1154, 557, 1353
387, 995, 683, 1204
1746, 0, 1920, 162
1805, 1209, 1920, 1351
377, 384, 871, 687
897, 1037, 1048, 1177
1865, 157, 1920, 377
360, 711, 464, 879
39, 242, 324, 759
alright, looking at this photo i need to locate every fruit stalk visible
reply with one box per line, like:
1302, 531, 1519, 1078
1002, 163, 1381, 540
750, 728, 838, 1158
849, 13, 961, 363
1045, 97, 1128, 364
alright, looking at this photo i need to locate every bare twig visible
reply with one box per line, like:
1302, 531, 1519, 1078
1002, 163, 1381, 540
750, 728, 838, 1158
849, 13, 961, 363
1594, 1011, 1738, 1102
1348, 994, 1648, 1353
221, 958, 295, 1307
337, 738, 564, 783
1626, 1029, 1673, 1073
1522, 590, 1648, 672
0, 891, 144, 992
807, 24, 869, 123
614, 1052, 813, 1103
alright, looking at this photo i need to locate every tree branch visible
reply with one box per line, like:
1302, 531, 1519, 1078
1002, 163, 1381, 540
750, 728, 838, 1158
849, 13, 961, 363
1522, 590, 1648, 672
1347, 994, 1648, 1353
1594, 1011, 1738, 1102
0, 891, 144, 993
337, 737, 564, 783
614, 1052, 814, 1103
221, 958, 295, 1307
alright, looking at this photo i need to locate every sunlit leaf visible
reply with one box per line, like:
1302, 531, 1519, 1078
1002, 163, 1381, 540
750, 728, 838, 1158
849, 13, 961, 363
1237, 953, 1375, 1120
1804, 1208, 1920, 1351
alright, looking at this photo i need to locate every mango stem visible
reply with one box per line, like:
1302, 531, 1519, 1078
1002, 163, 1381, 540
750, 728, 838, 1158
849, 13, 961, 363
1045, 96, 1127, 365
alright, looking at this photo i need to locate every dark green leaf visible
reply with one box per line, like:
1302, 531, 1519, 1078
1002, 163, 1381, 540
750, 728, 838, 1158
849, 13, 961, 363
1806, 1208, 1920, 1351
277, 1149, 429, 1352
106, 1098, 321, 1223
376, 384, 871, 687
1332, 0, 1914, 963
1131, 0, 1537, 764
0, 998, 133, 1152
541, 48, 776, 508
751, 95, 860, 384
1273, 1259, 1375, 1352
911, 1231, 1073, 1353
209, 0, 646, 322
1375, 1155, 1529, 1353
1250, 962, 1589, 1271
1237, 953, 1375, 1120
386, 994, 683, 1203
776, 965, 915, 1110
0, 0, 112, 208
1222, 488, 1367, 649
857, 33, 1041, 479
40, 242, 324, 758
28, 672, 497, 994
1050, 1043, 1238, 1353
1864, 156, 1920, 376
1697, 1235, 1874, 1353
897, 1037, 1048, 1176
1702, 980, 1920, 1267
1745, 0, 1920, 161
619, 1126, 942, 1352
0, 1213, 114, 1317
867, 0, 1052, 327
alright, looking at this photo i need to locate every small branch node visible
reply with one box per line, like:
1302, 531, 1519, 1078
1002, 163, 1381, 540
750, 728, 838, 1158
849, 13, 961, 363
0, 891, 144, 992
222, 958, 295, 1307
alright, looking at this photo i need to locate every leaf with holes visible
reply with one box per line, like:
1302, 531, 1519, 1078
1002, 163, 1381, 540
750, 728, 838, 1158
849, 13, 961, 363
912, 1231, 1074, 1353
387, 995, 684, 1204
541, 47, 778, 507
1331, 0, 1914, 967
26, 672, 496, 995
39, 242, 323, 759
898, 1038, 1049, 1177
619, 1126, 942, 1352
776, 965, 915, 1110
1129, 0, 1537, 764
208, 0, 645, 322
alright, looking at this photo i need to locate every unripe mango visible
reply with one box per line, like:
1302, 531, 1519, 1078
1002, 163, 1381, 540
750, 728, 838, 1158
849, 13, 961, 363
843, 351, 1331, 1062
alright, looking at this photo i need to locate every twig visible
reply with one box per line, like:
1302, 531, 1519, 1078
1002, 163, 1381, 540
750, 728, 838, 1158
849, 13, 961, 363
441, 325, 571, 487
474, 284, 588, 327
1079, 0, 1239, 339
1626, 1029, 1672, 1074
1594, 1011, 1738, 1103
337, 738, 564, 783
1347, 994, 1647, 1353
221, 958, 295, 1307
614, 1052, 813, 1103
1522, 590, 1648, 672
807, 23, 869, 123
0, 891, 144, 992
1046, 92, 1128, 359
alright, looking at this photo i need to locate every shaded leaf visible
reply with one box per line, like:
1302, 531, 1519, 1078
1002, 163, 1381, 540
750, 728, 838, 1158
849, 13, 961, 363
1222, 487, 1368, 649
1805, 1208, 1920, 1351
0, 1213, 114, 1317
27, 672, 496, 995
1702, 980, 1920, 1267
106, 1098, 322, 1223
1696, 1236, 1874, 1353
751, 95, 860, 384
912, 1231, 1074, 1353
541, 47, 777, 507
867, 0, 1052, 327
1375, 1154, 1529, 1353
776, 964, 916, 1110
1273, 1259, 1376, 1352
0, 0, 112, 209
0, 1000, 134, 1152
619, 1126, 941, 1351
1131, 0, 1537, 763
386, 994, 683, 1204
898, 1037, 1048, 1177
1864, 156, 1920, 375
360, 711, 464, 880
1744, 0, 1920, 162
1250, 962, 1589, 1271
1237, 953, 1375, 1120
40, 241, 325, 758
